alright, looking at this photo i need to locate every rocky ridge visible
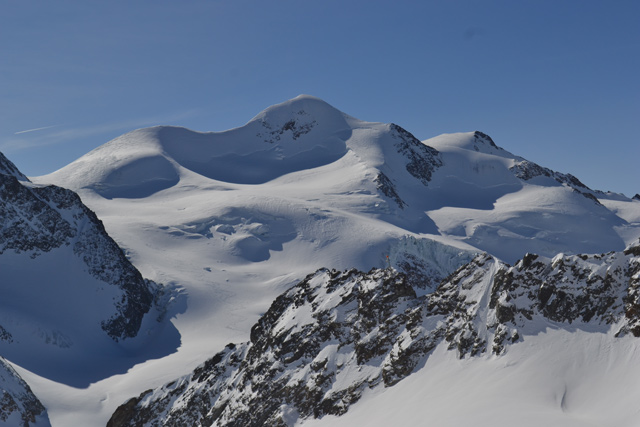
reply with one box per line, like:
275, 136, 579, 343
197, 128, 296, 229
389, 123, 442, 186
0, 158, 154, 342
0, 358, 49, 426
109, 240, 640, 426
0, 152, 28, 181
509, 158, 603, 204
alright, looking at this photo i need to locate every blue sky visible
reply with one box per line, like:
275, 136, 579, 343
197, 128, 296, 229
1, 0, 639, 196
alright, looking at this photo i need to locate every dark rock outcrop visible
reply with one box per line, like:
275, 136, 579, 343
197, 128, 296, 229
389, 123, 443, 186
258, 109, 317, 143
0, 358, 49, 426
510, 159, 601, 204
0, 152, 28, 181
374, 172, 406, 208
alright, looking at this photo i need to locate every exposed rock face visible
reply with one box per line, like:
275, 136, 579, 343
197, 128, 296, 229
389, 123, 442, 186
0, 152, 28, 181
374, 172, 406, 209
257, 110, 318, 143
0, 358, 49, 426
0, 162, 153, 341
509, 159, 602, 204
110, 242, 640, 426
473, 130, 498, 148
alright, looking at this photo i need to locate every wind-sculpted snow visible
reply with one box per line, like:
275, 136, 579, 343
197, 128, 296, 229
42, 96, 444, 197
109, 241, 640, 426
0, 358, 49, 426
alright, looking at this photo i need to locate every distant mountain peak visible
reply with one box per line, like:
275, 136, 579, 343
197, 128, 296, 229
249, 95, 353, 140
473, 130, 498, 148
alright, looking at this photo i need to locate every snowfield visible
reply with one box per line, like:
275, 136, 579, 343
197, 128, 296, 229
0, 95, 636, 426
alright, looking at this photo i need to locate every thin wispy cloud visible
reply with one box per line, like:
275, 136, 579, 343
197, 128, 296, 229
1, 109, 202, 152
14, 124, 61, 135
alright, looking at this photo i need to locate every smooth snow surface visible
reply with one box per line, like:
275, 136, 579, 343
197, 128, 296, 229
19, 95, 640, 426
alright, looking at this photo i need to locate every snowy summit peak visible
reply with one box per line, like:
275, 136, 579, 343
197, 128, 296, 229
249, 94, 348, 124
39, 95, 360, 193
248, 94, 355, 144
425, 131, 505, 155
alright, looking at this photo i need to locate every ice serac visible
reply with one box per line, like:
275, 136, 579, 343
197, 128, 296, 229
109, 240, 640, 426
0, 358, 50, 427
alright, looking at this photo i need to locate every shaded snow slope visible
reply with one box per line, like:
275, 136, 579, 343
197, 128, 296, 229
0, 161, 181, 387
109, 241, 640, 426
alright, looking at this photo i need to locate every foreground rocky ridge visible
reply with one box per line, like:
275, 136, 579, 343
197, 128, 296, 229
109, 241, 640, 426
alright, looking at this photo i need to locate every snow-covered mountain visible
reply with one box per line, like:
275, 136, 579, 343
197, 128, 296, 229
8, 94, 639, 425
40, 95, 639, 267
0, 153, 179, 387
108, 240, 640, 426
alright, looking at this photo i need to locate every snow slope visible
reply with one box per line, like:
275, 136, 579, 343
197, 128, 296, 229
19, 95, 640, 425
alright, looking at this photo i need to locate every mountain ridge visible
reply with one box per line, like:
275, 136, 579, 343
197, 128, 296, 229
109, 239, 640, 426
